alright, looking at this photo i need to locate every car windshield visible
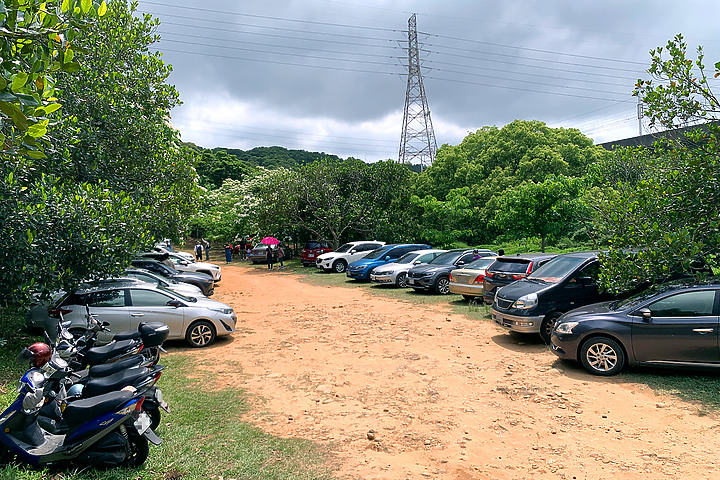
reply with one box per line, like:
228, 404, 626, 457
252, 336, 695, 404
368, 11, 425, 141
464, 257, 495, 270
394, 252, 420, 264
363, 247, 391, 260
335, 243, 354, 253
429, 251, 464, 265
305, 242, 323, 249
158, 285, 196, 302
527, 256, 588, 283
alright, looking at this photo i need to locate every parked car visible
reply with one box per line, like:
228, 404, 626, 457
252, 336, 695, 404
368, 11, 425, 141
315, 241, 385, 273
346, 244, 431, 281
370, 249, 447, 287
32, 283, 236, 348
482, 253, 557, 305
301, 241, 332, 267
140, 251, 222, 281
490, 251, 608, 342
123, 268, 206, 298
153, 243, 194, 262
448, 256, 498, 300
247, 243, 293, 264
407, 249, 485, 294
551, 281, 720, 376
130, 259, 215, 296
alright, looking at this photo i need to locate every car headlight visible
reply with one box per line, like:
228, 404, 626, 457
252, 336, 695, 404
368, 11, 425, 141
554, 321, 579, 335
211, 307, 234, 315
512, 293, 538, 310
324, 256, 333, 261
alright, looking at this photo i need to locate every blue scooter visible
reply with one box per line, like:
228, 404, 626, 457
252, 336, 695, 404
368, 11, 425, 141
0, 349, 161, 468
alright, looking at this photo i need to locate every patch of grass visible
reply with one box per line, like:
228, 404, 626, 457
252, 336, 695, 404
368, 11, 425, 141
0, 351, 335, 480
622, 368, 720, 412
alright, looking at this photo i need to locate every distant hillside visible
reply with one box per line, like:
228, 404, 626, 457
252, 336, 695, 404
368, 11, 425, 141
182, 142, 420, 188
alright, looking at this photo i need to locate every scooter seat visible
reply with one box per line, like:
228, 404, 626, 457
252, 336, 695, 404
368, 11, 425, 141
64, 390, 134, 426
83, 366, 150, 398
88, 354, 145, 377
84, 339, 138, 365
113, 330, 142, 341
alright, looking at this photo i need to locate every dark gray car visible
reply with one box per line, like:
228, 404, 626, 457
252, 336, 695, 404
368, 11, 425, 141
407, 249, 479, 295
551, 281, 720, 376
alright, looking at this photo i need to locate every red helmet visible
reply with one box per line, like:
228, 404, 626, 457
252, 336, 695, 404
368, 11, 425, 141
18, 343, 52, 367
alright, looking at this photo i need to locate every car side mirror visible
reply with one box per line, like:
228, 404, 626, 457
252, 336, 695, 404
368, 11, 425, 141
349, 250, 356, 254
578, 277, 593, 286
167, 299, 183, 308
413, 260, 422, 265
385, 256, 391, 261
456, 261, 465, 266
179, 260, 188, 266
638, 307, 652, 321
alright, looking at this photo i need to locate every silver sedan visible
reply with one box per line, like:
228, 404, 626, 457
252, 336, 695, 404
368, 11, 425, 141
369, 249, 447, 287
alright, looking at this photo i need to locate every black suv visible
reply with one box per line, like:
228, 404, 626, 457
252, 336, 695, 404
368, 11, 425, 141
482, 253, 557, 305
407, 249, 478, 294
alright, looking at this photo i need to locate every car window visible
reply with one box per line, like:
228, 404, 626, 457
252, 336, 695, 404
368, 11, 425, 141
387, 248, 405, 259
305, 242, 322, 249
416, 252, 436, 264
528, 256, 588, 283
364, 247, 390, 260
335, 243, 353, 253
129, 289, 175, 307
88, 289, 126, 307
465, 257, 495, 270
457, 253, 475, 264
394, 252, 418, 264
489, 259, 532, 274
573, 262, 600, 282
648, 290, 716, 317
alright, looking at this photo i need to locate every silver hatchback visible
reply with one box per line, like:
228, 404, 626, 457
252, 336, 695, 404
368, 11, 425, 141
32, 283, 236, 347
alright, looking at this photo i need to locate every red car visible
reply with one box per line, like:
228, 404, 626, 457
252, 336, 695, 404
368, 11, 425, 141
301, 241, 332, 267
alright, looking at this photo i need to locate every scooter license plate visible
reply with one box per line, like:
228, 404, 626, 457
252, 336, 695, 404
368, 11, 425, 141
134, 412, 152, 435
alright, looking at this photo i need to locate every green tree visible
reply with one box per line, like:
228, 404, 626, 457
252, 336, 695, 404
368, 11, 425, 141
634, 33, 720, 129
494, 176, 586, 252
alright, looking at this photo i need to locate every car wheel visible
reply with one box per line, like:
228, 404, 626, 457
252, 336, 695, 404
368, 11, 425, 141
434, 276, 450, 295
185, 320, 216, 348
332, 260, 347, 273
539, 312, 562, 344
396, 272, 408, 288
580, 337, 625, 376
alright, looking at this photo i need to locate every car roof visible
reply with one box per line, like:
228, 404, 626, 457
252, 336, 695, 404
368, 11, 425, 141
556, 251, 599, 259
496, 253, 557, 260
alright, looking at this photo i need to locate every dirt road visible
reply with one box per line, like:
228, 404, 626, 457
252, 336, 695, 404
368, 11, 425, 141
185, 262, 720, 479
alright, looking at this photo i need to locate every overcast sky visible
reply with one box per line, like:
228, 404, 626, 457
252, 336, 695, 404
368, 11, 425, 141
135, 0, 720, 163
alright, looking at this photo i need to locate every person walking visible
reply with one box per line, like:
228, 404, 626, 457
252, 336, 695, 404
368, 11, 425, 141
239, 237, 247, 260
194, 242, 203, 261
224, 243, 232, 264
266, 245, 274, 270
276, 245, 285, 269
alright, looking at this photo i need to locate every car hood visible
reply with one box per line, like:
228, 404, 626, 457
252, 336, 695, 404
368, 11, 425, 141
174, 271, 213, 282
193, 261, 220, 269
349, 259, 385, 268
190, 296, 233, 310
496, 278, 554, 299
374, 263, 411, 273
560, 300, 617, 320
410, 264, 454, 274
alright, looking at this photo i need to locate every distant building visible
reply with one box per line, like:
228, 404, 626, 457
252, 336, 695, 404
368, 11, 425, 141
599, 120, 720, 150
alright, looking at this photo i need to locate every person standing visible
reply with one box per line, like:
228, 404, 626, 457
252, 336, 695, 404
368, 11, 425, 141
203, 238, 210, 261
266, 245, 274, 270
224, 243, 232, 264
239, 237, 247, 260
276, 245, 285, 269
194, 242, 203, 261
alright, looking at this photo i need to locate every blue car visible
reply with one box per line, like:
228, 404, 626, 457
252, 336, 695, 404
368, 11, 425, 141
346, 244, 430, 281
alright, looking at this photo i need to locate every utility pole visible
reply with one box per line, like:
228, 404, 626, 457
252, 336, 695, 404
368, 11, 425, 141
637, 97, 644, 136
398, 13, 437, 169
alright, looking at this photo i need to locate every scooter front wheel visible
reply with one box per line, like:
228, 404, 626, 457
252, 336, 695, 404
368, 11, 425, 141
122, 433, 149, 468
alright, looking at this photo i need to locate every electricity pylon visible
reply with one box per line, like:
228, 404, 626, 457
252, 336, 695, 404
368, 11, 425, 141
398, 13, 437, 169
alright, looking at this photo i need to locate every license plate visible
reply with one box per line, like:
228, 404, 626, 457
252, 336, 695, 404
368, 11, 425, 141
309, 254, 315, 258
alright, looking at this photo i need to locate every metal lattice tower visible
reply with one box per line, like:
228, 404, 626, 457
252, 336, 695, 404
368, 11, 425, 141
398, 13, 437, 169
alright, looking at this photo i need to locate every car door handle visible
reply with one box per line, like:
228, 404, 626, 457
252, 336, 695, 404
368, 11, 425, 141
131, 313, 145, 317
692, 328, 713, 334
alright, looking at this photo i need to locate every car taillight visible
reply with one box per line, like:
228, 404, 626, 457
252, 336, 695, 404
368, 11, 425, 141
49, 308, 73, 319
526, 261, 534, 274
449, 273, 454, 281
486, 271, 495, 278
512, 274, 527, 280
472, 274, 485, 284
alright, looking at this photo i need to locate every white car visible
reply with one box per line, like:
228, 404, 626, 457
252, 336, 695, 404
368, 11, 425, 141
369, 249, 447, 287
34, 283, 236, 347
315, 241, 385, 273
166, 253, 222, 281
154, 243, 195, 262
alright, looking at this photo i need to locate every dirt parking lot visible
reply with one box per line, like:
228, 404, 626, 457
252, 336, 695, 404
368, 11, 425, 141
183, 262, 720, 480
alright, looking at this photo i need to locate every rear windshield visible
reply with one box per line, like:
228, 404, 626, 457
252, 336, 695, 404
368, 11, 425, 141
304, 242, 323, 249
429, 251, 464, 265
527, 256, 588, 283
488, 258, 532, 274
464, 257, 495, 270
